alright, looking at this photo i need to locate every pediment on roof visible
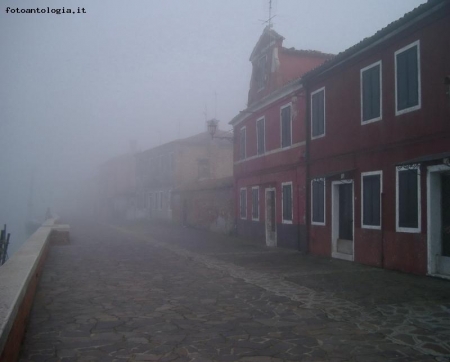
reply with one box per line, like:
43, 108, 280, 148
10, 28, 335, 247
249, 26, 284, 62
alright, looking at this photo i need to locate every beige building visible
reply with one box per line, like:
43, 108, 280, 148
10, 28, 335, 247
135, 130, 233, 221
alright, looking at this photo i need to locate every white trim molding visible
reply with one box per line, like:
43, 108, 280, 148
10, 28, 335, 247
234, 141, 305, 165
230, 82, 303, 127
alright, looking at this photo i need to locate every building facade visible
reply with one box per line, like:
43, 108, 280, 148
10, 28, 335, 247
171, 176, 234, 233
304, 0, 450, 276
136, 131, 233, 223
230, 27, 333, 250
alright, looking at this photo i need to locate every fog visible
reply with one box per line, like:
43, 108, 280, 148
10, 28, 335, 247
0, 0, 426, 255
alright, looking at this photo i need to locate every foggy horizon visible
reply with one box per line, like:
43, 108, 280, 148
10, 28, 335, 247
0, 0, 427, 254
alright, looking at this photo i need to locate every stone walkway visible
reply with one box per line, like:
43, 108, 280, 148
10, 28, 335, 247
19, 220, 450, 362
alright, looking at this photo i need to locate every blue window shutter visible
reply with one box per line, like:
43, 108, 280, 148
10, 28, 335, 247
406, 47, 418, 108
371, 66, 380, 119
397, 52, 408, 110
362, 70, 371, 121
318, 91, 324, 135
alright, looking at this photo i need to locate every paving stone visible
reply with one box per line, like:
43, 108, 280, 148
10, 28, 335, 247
18, 220, 450, 362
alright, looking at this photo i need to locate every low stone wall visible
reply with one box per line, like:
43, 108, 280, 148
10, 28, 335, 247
0, 218, 69, 361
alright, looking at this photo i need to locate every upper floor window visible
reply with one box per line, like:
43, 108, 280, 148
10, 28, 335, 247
395, 41, 421, 115
256, 117, 265, 155
361, 61, 382, 124
311, 178, 325, 225
281, 104, 292, 148
361, 171, 382, 229
311, 88, 325, 139
282, 182, 293, 223
396, 165, 421, 233
254, 55, 267, 91
239, 127, 246, 160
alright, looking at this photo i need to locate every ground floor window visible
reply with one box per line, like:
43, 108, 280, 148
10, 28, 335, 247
396, 165, 420, 232
282, 182, 293, 223
240, 188, 247, 219
251, 187, 259, 221
361, 171, 382, 228
311, 178, 325, 225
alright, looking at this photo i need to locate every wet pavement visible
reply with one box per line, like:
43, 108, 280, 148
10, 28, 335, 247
19, 220, 450, 362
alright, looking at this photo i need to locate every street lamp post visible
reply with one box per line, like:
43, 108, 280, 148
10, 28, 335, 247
206, 118, 233, 142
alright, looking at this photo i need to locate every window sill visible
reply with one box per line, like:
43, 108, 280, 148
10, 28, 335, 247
396, 226, 421, 233
395, 104, 421, 116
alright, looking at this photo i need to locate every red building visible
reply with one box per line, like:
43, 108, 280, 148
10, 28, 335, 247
303, 0, 450, 277
230, 27, 332, 250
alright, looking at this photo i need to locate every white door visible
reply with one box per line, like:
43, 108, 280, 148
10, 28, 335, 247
265, 188, 277, 247
428, 166, 450, 277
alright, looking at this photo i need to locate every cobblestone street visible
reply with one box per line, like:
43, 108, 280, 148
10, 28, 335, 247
20, 220, 450, 362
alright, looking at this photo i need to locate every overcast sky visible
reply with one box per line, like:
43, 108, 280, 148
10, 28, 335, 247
0, 0, 427, 251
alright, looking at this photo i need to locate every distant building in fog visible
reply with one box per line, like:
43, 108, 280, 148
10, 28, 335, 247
135, 130, 233, 228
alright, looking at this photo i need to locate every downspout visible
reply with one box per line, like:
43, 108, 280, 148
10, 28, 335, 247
381, 191, 385, 268
304, 79, 311, 254
294, 85, 307, 253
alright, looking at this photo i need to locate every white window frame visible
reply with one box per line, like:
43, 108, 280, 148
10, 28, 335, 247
361, 171, 383, 230
311, 87, 326, 140
395, 40, 421, 116
240, 187, 247, 220
311, 178, 326, 226
240, 126, 246, 160
360, 61, 382, 125
396, 165, 421, 233
251, 186, 260, 221
281, 182, 293, 224
256, 117, 265, 155
280, 103, 293, 148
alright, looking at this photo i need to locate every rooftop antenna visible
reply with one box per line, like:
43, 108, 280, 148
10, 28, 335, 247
259, 0, 276, 28
268, 0, 272, 28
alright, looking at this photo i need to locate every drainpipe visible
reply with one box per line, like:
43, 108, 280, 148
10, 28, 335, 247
381, 191, 385, 268
304, 80, 311, 254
